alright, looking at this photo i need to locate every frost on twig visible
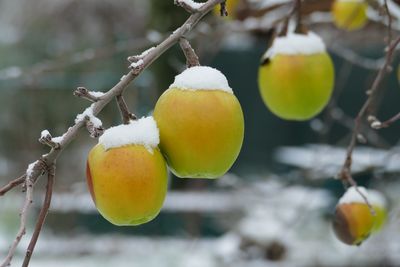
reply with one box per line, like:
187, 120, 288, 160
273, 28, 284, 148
174, 0, 205, 13
127, 47, 155, 63
39, 130, 60, 149
0, 167, 36, 267
75, 105, 104, 138
368, 112, 400, 129
73, 87, 103, 102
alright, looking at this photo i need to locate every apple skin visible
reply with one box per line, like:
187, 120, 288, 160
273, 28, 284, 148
153, 88, 244, 179
371, 205, 387, 233
258, 53, 334, 121
332, 0, 368, 31
86, 144, 168, 226
333, 203, 374, 245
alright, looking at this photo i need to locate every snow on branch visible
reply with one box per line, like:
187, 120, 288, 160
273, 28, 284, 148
0, 0, 226, 265
174, 0, 205, 13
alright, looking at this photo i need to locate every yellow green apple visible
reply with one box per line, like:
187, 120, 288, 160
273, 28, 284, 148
87, 144, 168, 226
333, 202, 374, 245
153, 67, 244, 179
332, 0, 368, 31
258, 52, 334, 120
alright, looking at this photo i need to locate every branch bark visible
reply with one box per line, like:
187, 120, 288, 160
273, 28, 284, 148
179, 38, 200, 67
21, 165, 55, 267
0, 175, 26, 196
0, 177, 34, 267
339, 36, 400, 186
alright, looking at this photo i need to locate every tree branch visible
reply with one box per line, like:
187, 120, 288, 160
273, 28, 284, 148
0, 175, 26, 196
22, 165, 55, 267
0, 177, 34, 267
339, 36, 400, 187
73, 87, 102, 102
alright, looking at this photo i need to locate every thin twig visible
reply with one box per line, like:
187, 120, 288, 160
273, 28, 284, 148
0, 177, 34, 267
384, 0, 393, 45
179, 38, 200, 67
0, 175, 26, 196
371, 111, 400, 129
116, 95, 137, 124
339, 36, 400, 203
39, 131, 60, 150
22, 165, 55, 267
73, 87, 101, 102
294, 0, 307, 34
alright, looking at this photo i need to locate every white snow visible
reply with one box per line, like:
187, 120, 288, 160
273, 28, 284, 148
169, 66, 233, 93
98, 116, 159, 151
40, 130, 50, 139
175, 0, 205, 10
139, 47, 155, 58
262, 31, 326, 60
52, 133, 66, 144
339, 186, 386, 207
75, 104, 102, 128
26, 161, 38, 179
90, 91, 105, 98
338, 186, 369, 205
130, 59, 144, 69
368, 189, 387, 208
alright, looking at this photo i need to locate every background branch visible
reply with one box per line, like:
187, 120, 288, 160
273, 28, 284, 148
339, 36, 400, 186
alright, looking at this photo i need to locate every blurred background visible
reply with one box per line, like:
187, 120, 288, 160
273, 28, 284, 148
1, 0, 400, 266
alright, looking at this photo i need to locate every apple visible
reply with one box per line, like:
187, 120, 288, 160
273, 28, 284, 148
258, 32, 335, 121
332, 187, 387, 245
333, 202, 374, 245
332, 0, 368, 31
153, 66, 244, 178
86, 117, 168, 226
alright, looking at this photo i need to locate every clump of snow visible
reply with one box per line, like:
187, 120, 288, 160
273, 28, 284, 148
339, 186, 368, 205
169, 66, 233, 94
41, 130, 50, 139
99, 116, 159, 151
176, 0, 204, 10
368, 189, 387, 208
338, 186, 387, 207
263, 31, 326, 60
52, 133, 66, 144
75, 104, 102, 128
130, 59, 144, 69
90, 91, 105, 98
26, 161, 39, 178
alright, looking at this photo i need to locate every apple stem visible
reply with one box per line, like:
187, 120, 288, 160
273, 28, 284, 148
116, 94, 137, 124
179, 38, 200, 68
